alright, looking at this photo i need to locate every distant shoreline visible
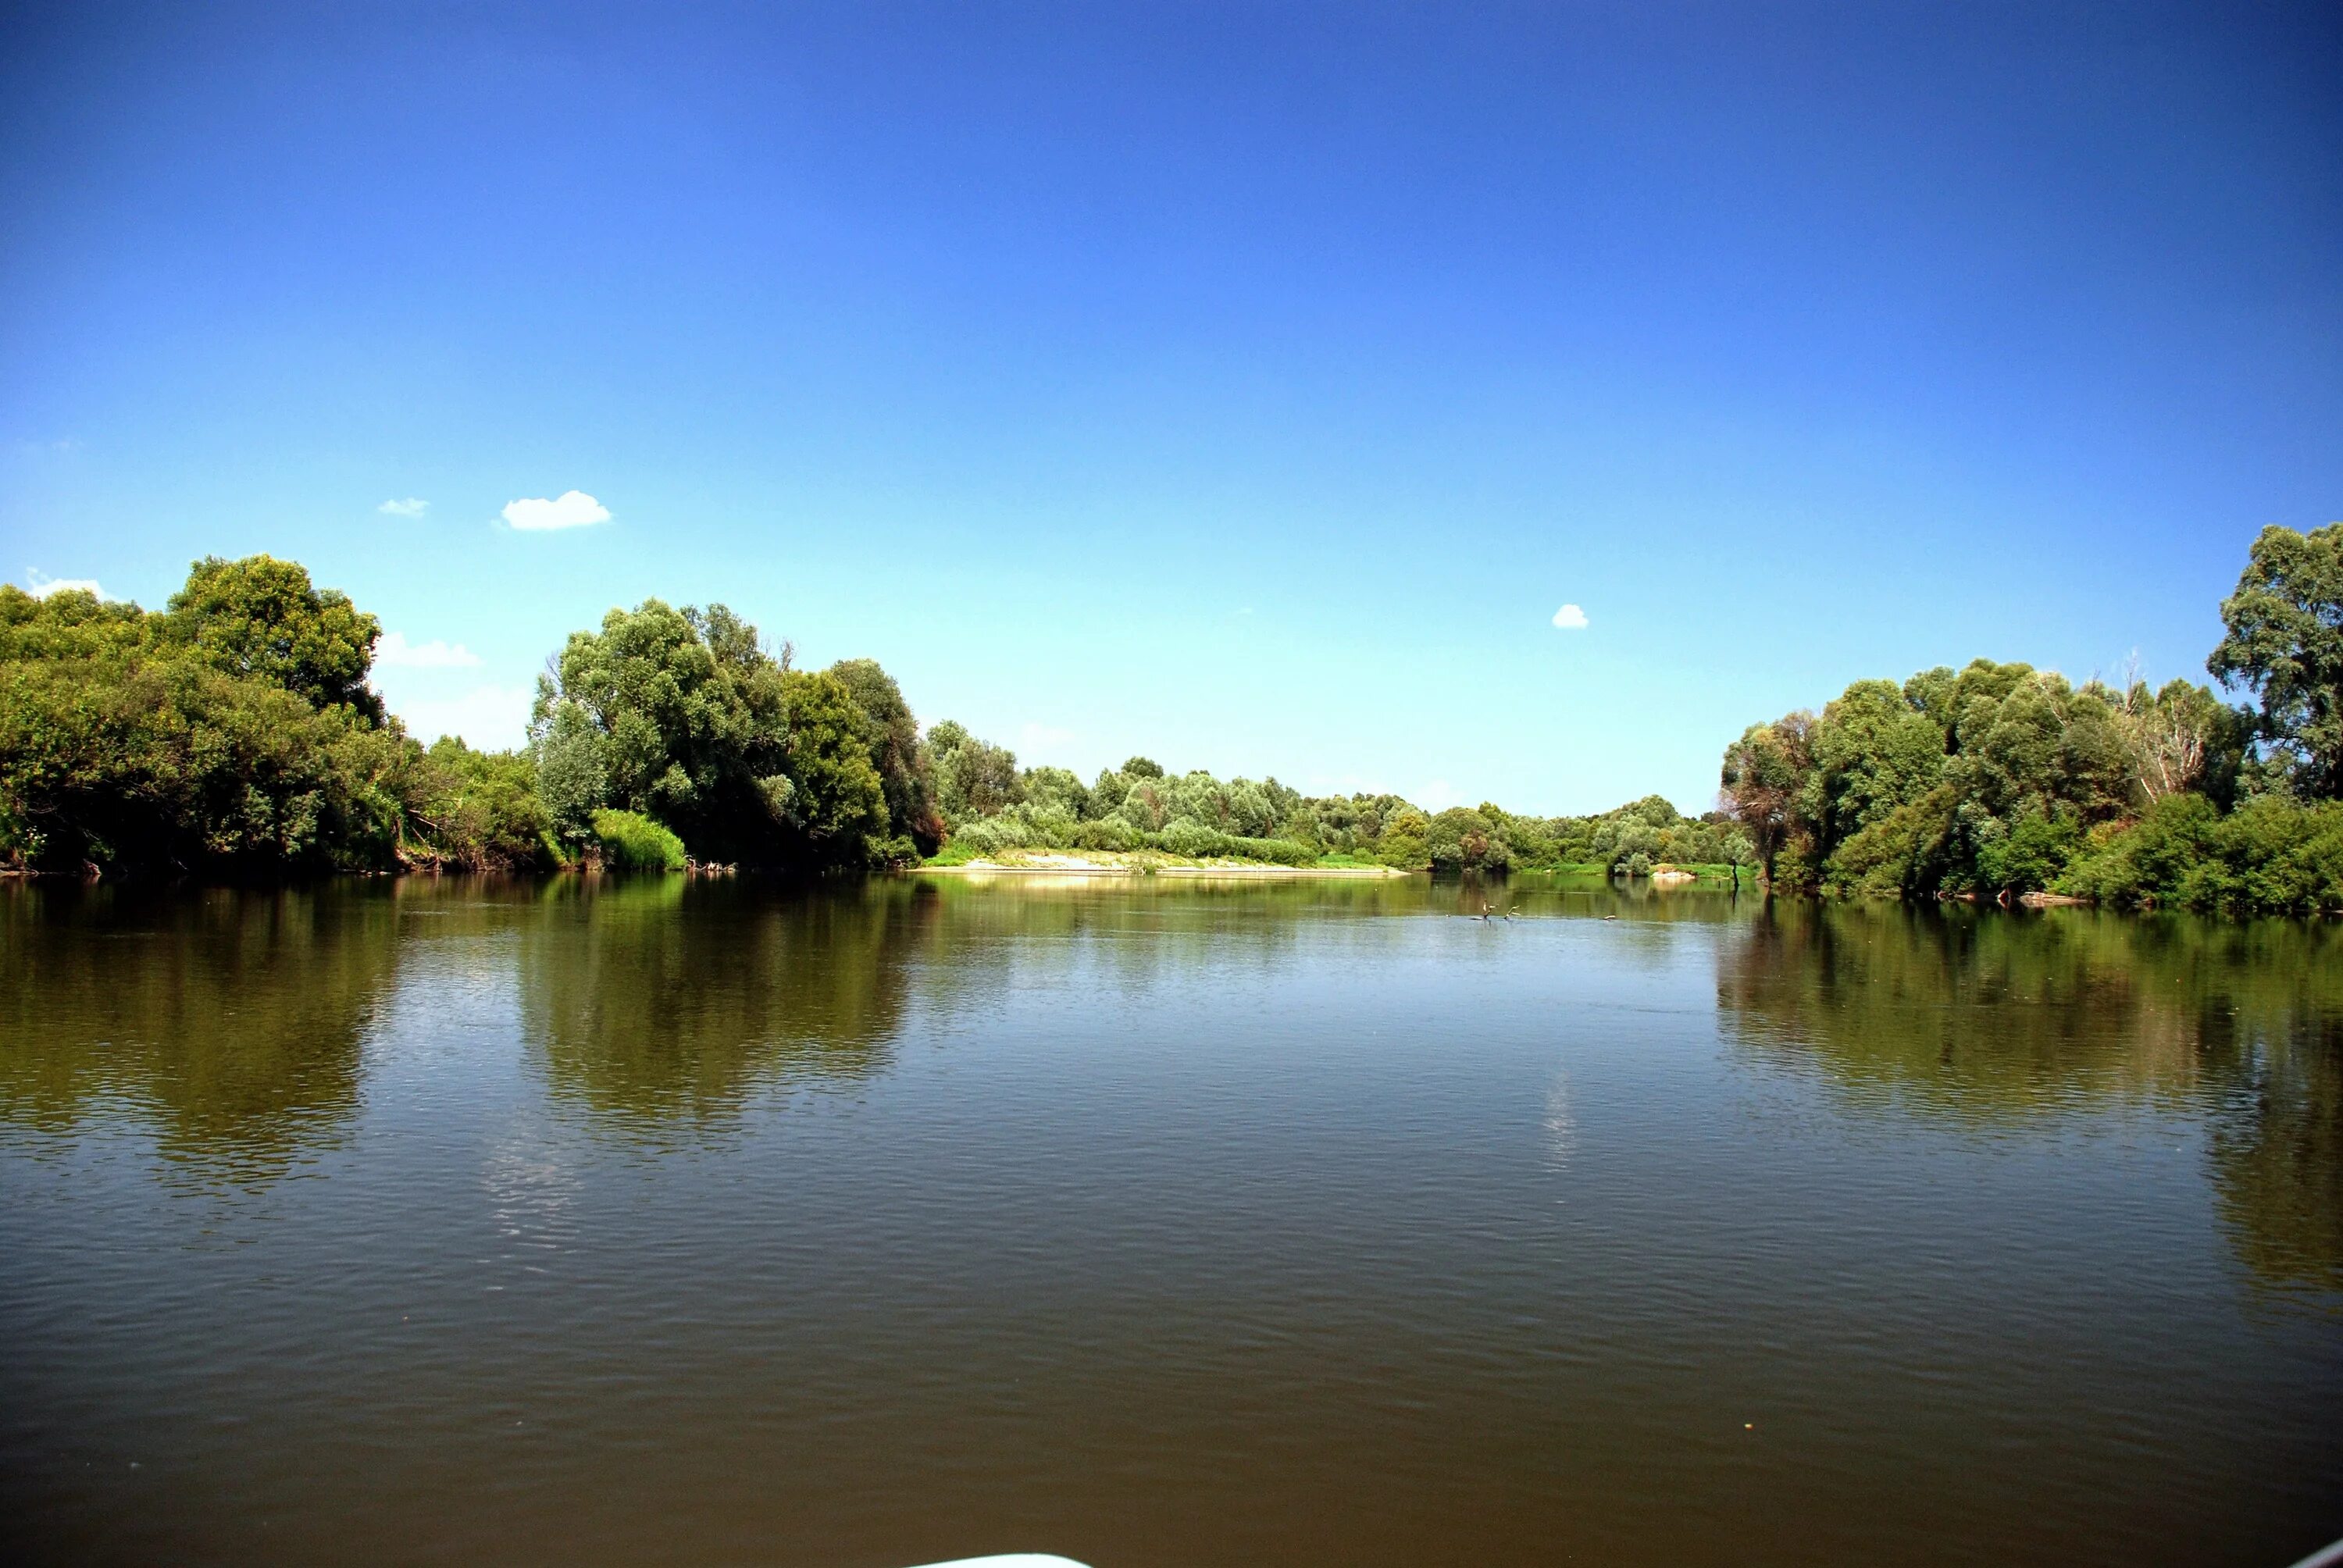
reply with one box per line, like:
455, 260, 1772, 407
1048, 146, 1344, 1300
915, 855, 1407, 878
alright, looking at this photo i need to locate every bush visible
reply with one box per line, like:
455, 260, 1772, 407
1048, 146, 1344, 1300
592, 808, 686, 871
1073, 817, 1143, 852
2061, 792, 2343, 914
1974, 810, 2083, 894
1225, 835, 1320, 867
1157, 818, 1221, 857
410, 737, 563, 872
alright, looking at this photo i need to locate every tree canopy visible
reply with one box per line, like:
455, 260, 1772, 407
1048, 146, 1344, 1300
2210, 522, 2343, 799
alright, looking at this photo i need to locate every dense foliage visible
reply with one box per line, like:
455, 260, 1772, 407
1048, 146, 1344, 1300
915, 732, 1753, 876
10, 522, 2339, 914
0, 561, 550, 876
1716, 523, 2343, 914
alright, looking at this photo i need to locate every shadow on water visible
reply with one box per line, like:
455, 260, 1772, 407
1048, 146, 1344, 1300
0, 878, 401, 1187
1717, 898, 2343, 1296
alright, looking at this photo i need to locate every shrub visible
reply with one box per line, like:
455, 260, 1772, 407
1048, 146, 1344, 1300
592, 808, 686, 871
1073, 817, 1143, 852
1974, 809, 2083, 895
1158, 818, 1221, 857
410, 737, 563, 872
2060, 792, 2343, 914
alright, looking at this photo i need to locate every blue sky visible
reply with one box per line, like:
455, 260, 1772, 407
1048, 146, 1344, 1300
3, 2, 2338, 814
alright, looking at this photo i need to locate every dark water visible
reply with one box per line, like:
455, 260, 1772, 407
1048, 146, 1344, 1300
2, 874, 2339, 1568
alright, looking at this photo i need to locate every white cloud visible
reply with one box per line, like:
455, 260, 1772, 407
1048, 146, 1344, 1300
24, 570, 105, 600
501, 490, 610, 531
378, 497, 430, 518
387, 684, 534, 749
1020, 721, 1077, 754
1551, 603, 1589, 630
376, 630, 482, 668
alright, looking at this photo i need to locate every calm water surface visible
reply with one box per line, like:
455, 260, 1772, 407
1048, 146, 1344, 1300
2, 875, 2339, 1566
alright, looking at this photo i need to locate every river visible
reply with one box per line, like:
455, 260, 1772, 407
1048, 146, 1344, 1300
2, 874, 2338, 1566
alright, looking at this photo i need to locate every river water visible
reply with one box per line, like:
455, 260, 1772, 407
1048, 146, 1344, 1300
2, 874, 2338, 1566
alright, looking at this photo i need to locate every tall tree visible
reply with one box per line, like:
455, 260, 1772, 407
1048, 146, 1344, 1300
2209, 522, 2343, 798
778, 670, 890, 868
828, 657, 941, 853
533, 599, 793, 862
1720, 714, 1814, 882
168, 554, 383, 721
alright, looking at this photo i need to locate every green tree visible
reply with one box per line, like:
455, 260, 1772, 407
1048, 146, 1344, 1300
926, 722, 1020, 823
2209, 522, 2343, 798
529, 695, 609, 846
1, 576, 413, 875
408, 737, 562, 871
829, 657, 942, 853
535, 599, 794, 864
1720, 714, 1814, 883
1378, 807, 1431, 870
1428, 807, 1510, 873
779, 670, 890, 868
168, 554, 383, 721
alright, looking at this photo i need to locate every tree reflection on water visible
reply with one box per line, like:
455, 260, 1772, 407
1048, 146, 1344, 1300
0, 879, 401, 1187
518, 875, 925, 1129
1717, 900, 2343, 1295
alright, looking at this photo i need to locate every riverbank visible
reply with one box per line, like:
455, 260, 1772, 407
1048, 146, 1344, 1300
916, 850, 1408, 878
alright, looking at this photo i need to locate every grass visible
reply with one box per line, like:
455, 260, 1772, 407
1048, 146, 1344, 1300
592, 808, 687, 872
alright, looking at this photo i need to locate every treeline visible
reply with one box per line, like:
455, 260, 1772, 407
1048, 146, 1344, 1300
928, 733, 1754, 875
8, 521, 2338, 916
0, 560, 935, 877
0, 551, 1760, 882
1719, 522, 2343, 915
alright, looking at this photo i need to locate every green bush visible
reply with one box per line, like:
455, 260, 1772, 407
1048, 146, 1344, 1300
2061, 792, 2343, 914
411, 737, 563, 872
1073, 817, 1143, 852
592, 808, 687, 871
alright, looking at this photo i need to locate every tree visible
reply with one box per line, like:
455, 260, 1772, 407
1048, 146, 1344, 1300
529, 693, 608, 846
2209, 522, 2343, 798
2117, 676, 2245, 807
1, 578, 412, 874
829, 657, 942, 853
1720, 713, 1814, 883
779, 670, 890, 867
168, 554, 383, 721
1378, 807, 1431, 870
1428, 807, 1510, 872
926, 721, 1019, 822
409, 736, 562, 871
1019, 765, 1091, 820
535, 598, 794, 863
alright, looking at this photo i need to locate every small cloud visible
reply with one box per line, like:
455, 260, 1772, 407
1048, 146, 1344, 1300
376, 630, 482, 668
23, 570, 105, 600
1551, 603, 1589, 630
501, 490, 610, 531
378, 497, 430, 518
1020, 722, 1076, 754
